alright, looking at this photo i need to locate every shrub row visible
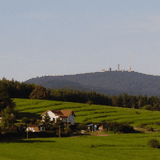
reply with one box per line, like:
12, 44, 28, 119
105, 122, 135, 133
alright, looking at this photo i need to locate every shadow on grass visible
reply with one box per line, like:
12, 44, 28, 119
12, 140, 56, 143
97, 144, 116, 147
130, 129, 144, 133
15, 112, 40, 119
18, 106, 49, 111
54, 103, 63, 106
0, 132, 57, 143
94, 111, 117, 114
0, 139, 55, 143
90, 144, 116, 148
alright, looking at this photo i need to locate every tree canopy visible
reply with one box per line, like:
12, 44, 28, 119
29, 86, 50, 100
1, 106, 16, 131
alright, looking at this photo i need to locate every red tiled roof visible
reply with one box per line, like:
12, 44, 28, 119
60, 110, 74, 117
51, 110, 63, 116
41, 110, 75, 117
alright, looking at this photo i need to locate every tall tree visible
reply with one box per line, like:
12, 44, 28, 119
122, 93, 129, 107
0, 87, 15, 113
0, 85, 16, 131
131, 96, 137, 109
1, 106, 16, 131
112, 95, 118, 106
29, 86, 50, 100
42, 112, 51, 125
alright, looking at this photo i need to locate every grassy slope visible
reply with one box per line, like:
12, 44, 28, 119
0, 133, 160, 160
1, 98, 160, 160
14, 98, 160, 128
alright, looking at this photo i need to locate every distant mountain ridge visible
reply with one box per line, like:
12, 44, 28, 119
24, 71, 160, 97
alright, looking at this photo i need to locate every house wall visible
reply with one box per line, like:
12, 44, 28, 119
69, 114, 75, 125
42, 111, 59, 122
42, 110, 75, 125
46, 111, 59, 122
62, 118, 68, 123
26, 126, 39, 132
61, 115, 74, 124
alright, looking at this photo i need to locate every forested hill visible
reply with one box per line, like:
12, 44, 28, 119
25, 71, 160, 97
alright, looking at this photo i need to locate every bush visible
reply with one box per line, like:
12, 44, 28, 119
148, 139, 159, 148
105, 122, 134, 133
30, 118, 37, 125
86, 100, 93, 106
156, 122, 160, 126
146, 126, 154, 132
69, 124, 78, 131
142, 105, 152, 110
90, 145, 95, 148
151, 104, 160, 111
77, 123, 87, 130
63, 127, 73, 136
139, 123, 148, 128
21, 117, 30, 124
17, 123, 26, 132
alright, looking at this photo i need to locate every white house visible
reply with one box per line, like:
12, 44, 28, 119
41, 110, 75, 125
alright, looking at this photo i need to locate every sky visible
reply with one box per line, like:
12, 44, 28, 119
1, 0, 160, 82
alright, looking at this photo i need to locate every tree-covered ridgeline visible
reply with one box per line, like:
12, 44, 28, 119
0, 78, 36, 98
1, 78, 160, 110
49, 89, 160, 110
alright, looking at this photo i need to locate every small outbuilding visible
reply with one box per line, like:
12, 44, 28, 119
26, 125, 40, 132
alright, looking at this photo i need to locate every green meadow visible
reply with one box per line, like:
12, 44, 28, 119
1, 98, 160, 160
14, 98, 160, 128
0, 133, 160, 160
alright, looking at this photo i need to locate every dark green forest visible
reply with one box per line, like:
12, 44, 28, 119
1, 78, 160, 111
25, 71, 160, 97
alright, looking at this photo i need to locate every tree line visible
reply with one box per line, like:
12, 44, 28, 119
0, 78, 36, 99
1, 78, 160, 111
30, 85, 160, 111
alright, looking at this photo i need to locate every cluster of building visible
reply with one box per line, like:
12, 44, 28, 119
27, 110, 105, 133
26, 110, 75, 132
105, 64, 131, 72
0, 109, 106, 134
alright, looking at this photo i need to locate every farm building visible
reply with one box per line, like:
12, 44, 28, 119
41, 110, 76, 125
87, 122, 106, 131
26, 125, 40, 132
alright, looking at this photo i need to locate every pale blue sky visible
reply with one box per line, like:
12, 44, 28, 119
1, 0, 160, 81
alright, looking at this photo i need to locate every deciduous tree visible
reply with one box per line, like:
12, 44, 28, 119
1, 106, 16, 131
29, 86, 50, 100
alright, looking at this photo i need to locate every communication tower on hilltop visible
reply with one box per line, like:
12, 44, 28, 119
108, 68, 111, 71
128, 66, 131, 72
128, 53, 131, 72
118, 64, 120, 71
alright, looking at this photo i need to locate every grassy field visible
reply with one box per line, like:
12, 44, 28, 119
0, 98, 160, 160
14, 98, 160, 128
0, 133, 160, 160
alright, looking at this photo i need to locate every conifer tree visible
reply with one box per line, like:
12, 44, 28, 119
1, 106, 16, 131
